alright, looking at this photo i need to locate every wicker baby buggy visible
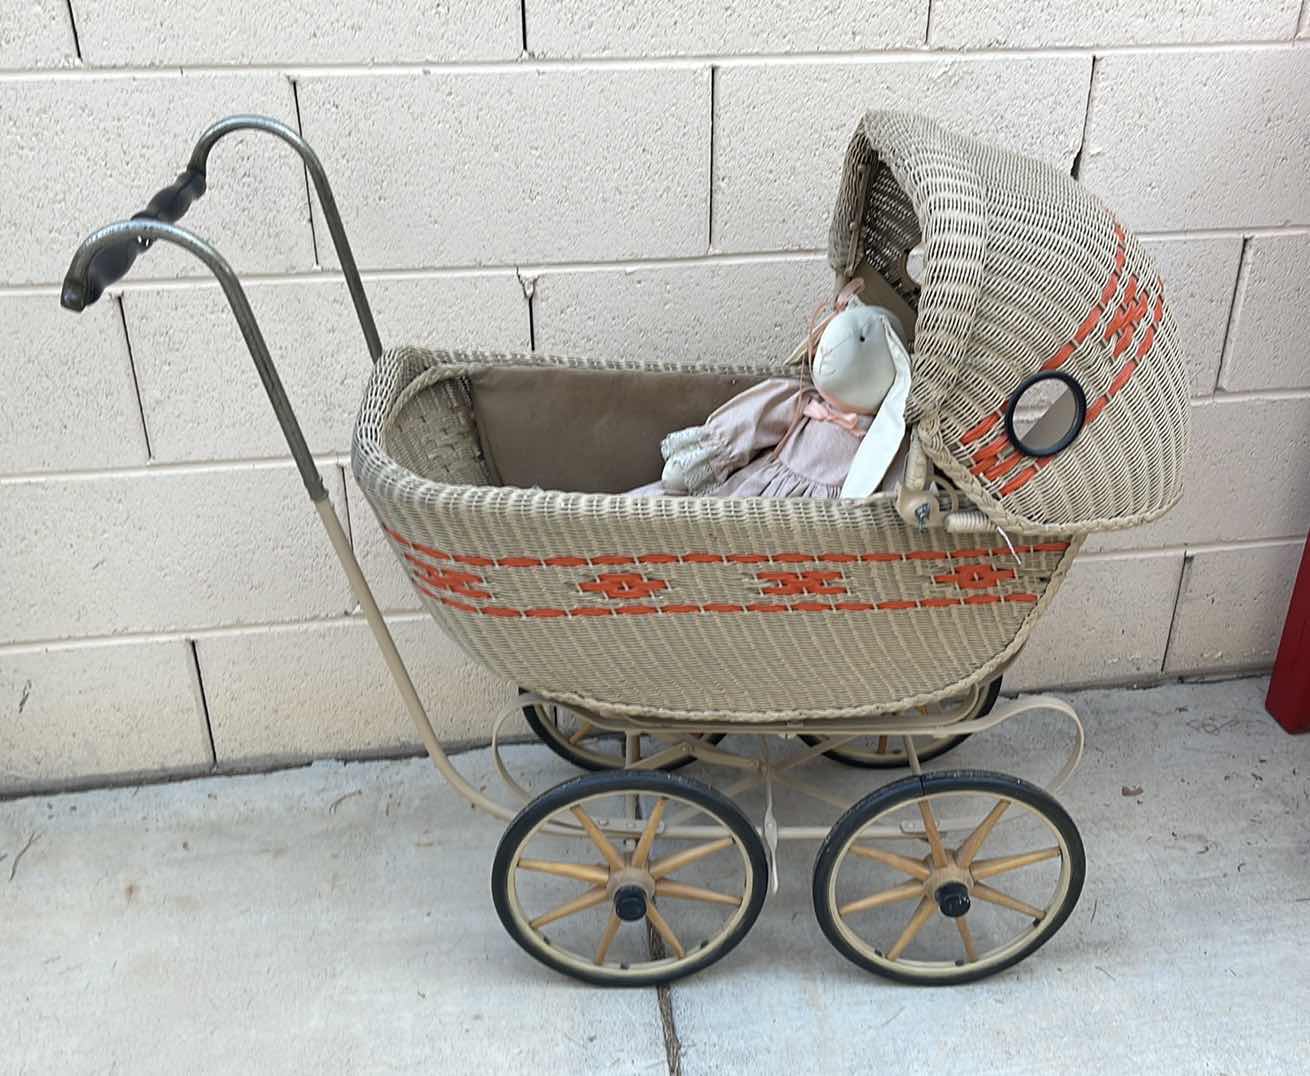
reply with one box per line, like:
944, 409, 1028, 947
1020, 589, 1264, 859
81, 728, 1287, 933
63, 110, 1188, 988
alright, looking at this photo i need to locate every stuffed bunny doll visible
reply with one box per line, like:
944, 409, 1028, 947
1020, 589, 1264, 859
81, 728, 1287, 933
634, 296, 912, 500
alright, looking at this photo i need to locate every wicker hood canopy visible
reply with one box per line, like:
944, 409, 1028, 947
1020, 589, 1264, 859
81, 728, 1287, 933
829, 111, 1190, 536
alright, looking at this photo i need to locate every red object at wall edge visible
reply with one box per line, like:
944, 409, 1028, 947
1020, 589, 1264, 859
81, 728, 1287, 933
1266, 537, 1310, 733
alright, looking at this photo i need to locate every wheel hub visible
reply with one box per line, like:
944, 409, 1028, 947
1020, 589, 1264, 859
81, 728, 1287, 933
925, 858, 974, 918
934, 881, 971, 918
606, 865, 655, 922
613, 884, 648, 922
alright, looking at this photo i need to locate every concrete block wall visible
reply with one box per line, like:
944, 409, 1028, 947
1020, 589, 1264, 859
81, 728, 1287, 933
2, 3, 1306, 793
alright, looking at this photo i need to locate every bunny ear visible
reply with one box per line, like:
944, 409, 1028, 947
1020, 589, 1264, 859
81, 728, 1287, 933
835, 277, 865, 310
840, 322, 914, 499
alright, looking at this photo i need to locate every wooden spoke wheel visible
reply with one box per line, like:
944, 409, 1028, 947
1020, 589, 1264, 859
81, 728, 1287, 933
521, 693, 724, 771
800, 678, 1002, 769
812, 770, 1084, 985
492, 770, 768, 986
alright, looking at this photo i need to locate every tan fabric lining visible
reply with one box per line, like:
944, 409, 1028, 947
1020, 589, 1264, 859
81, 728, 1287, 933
469, 365, 776, 494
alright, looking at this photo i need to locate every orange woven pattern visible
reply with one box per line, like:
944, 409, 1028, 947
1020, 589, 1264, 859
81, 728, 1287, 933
385, 524, 1066, 620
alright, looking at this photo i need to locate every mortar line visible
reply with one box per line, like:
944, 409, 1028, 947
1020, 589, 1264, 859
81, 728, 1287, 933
514, 268, 537, 350
0, 250, 827, 295
61, 0, 83, 60
338, 462, 355, 549
1213, 236, 1252, 392
1, 39, 1306, 80
1159, 552, 1193, 675
0, 610, 433, 657
187, 639, 219, 767
0, 735, 542, 804
114, 294, 154, 460
706, 65, 717, 251
9, 234, 1310, 296
1070, 55, 1097, 179
338, 463, 363, 631
1207, 385, 1310, 402
1138, 225, 1309, 241
1079, 547, 1183, 563
1085, 536, 1307, 562
0, 451, 354, 484
289, 78, 322, 266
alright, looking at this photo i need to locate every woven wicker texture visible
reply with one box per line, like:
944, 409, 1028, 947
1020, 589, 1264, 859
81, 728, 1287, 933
353, 347, 1080, 723
829, 112, 1190, 535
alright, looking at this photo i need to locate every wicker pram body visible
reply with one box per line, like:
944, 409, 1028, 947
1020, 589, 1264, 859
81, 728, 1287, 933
353, 348, 1081, 723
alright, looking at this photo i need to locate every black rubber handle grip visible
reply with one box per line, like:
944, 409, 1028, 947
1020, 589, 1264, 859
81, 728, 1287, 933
62, 167, 207, 310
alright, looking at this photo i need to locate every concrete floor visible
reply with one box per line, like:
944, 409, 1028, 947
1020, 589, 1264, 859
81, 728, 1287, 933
3, 677, 1308, 1075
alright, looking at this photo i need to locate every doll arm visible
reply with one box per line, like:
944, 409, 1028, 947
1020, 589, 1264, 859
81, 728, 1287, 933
660, 378, 801, 494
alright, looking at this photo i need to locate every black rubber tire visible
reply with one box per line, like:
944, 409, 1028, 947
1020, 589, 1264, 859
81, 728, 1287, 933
521, 696, 724, 772
800, 678, 1003, 770
492, 769, 769, 987
812, 768, 1085, 986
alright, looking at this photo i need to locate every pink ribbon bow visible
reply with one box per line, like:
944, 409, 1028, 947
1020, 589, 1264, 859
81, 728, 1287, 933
802, 395, 868, 432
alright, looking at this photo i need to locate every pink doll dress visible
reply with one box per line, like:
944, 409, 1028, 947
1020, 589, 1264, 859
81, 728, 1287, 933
634, 377, 870, 499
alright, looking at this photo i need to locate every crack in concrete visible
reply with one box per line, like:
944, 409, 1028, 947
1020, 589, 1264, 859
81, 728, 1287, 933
8, 831, 41, 883
645, 922, 683, 1075
656, 980, 682, 1076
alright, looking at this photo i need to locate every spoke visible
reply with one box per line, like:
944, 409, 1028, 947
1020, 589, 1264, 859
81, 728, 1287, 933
917, 799, 949, 868
886, 896, 937, 962
645, 902, 685, 959
569, 806, 626, 872
595, 912, 622, 964
876, 736, 889, 755
957, 917, 979, 963
632, 798, 668, 868
530, 886, 608, 929
655, 880, 742, 908
567, 720, 596, 745
970, 847, 1061, 880
847, 843, 931, 880
649, 837, 734, 879
972, 882, 1044, 920
956, 800, 1010, 867
516, 858, 609, 885
839, 880, 923, 917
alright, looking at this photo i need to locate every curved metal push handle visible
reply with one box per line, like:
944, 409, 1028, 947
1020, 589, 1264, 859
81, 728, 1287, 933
62, 216, 497, 823
65, 218, 327, 502
57, 124, 497, 818
61, 113, 382, 362
60, 168, 209, 311
188, 115, 381, 361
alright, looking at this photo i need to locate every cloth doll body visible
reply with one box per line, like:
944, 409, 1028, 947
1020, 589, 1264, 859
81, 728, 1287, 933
630, 377, 871, 499
633, 298, 911, 499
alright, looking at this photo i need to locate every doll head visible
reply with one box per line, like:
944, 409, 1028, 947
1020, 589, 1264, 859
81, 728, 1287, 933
812, 298, 901, 415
